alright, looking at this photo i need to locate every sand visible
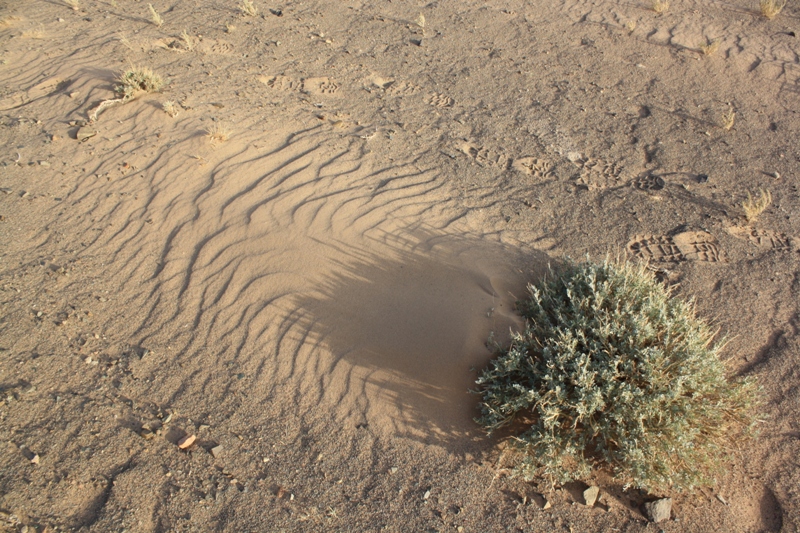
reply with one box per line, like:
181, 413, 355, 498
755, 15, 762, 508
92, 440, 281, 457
0, 0, 798, 531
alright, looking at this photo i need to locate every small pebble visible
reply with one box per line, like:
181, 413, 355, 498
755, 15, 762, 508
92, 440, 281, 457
177, 435, 196, 449
210, 445, 224, 458
583, 486, 600, 507
423, 490, 431, 500
644, 498, 672, 523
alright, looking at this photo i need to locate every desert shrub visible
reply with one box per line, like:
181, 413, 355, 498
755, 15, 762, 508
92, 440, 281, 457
475, 258, 757, 492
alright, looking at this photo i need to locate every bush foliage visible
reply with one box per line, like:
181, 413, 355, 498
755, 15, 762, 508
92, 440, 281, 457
475, 258, 757, 492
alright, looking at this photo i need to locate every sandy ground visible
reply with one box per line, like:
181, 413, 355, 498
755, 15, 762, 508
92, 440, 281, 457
0, 0, 799, 531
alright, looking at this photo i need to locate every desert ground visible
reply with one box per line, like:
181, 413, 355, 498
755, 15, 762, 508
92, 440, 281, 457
0, 0, 799, 531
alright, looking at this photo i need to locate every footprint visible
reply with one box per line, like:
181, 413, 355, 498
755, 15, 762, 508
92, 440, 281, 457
428, 93, 454, 107
303, 77, 339, 96
259, 75, 301, 91
197, 39, 234, 55
368, 74, 394, 89
512, 157, 554, 180
571, 155, 624, 190
459, 142, 511, 170
385, 80, 421, 97
628, 231, 725, 262
632, 173, 665, 191
728, 226, 794, 251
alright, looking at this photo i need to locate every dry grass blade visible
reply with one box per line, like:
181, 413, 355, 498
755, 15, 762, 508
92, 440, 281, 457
148, 3, 163, 27
180, 29, 195, 51
652, 0, 669, 13
742, 189, 772, 222
760, 0, 787, 19
721, 110, 736, 130
700, 39, 720, 56
240, 0, 258, 16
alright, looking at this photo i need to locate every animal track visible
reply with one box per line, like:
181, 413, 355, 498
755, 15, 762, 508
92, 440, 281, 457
428, 93, 454, 107
628, 231, 726, 262
459, 142, 512, 170
512, 157, 554, 180
728, 226, 794, 251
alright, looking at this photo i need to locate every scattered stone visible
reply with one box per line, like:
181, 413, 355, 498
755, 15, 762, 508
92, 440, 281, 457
543, 499, 552, 510
177, 434, 196, 449
389, 466, 398, 474
210, 445, 224, 458
38, 161, 50, 167
583, 485, 600, 507
20, 191, 29, 198
644, 498, 672, 523
0, 188, 12, 194
76, 126, 97, 142
140, 427, 155, 440
716, 494, 728, 505
423, 490, 431, 500
30, 454, 40, 465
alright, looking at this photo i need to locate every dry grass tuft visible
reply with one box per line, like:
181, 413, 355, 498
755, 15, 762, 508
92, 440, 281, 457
742, 189, 772, 222
625, 20, 637, 33
240, 0, 258, 16
225, 22, 237, 33
117, 65, 163, 99
180, 29, 195, 51
721, 110, 736, 130
0, 16, 23, 27
652, 0, 670, 13
162, 100, 180, 117
21, 26, 45, 39
700, 39, 721, 56
206, 123, 232, 145
148, 3, 163, 27
760, 0, 787, 19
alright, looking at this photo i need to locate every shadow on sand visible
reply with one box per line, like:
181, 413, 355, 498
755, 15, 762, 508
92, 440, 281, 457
293, 228, 552, 455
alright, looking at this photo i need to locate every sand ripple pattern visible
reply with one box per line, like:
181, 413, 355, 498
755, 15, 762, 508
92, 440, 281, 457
26, 118, 534, 446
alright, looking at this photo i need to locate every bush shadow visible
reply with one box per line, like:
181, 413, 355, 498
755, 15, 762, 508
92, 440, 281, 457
293, 227, 552, 455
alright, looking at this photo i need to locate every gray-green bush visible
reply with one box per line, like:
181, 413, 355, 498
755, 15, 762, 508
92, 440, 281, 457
475, 258, 757, 492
